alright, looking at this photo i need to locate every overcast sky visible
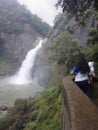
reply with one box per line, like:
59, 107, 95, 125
17, 0, 61, 26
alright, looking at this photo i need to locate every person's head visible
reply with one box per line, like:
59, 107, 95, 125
88, 61, 95, 75
88, 62, 94, 68
76, 56, 90, 74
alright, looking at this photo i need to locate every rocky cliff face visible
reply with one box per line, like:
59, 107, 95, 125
66, 14, 95, 47
2, 26, 41, 67
49, 12, 96, 47
0, 0, 51, 73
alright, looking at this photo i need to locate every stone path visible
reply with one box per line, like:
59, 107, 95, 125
90, 77, 98, 107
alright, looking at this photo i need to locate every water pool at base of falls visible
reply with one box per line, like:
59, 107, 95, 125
0, 78, 44, 106
0, 78, 44, 118
0, 39, 44, 118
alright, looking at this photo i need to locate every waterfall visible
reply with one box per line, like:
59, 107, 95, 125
9, 39, 43, 85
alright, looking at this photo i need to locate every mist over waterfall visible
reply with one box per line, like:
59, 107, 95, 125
9, 40, 43, 85
0, 39, 45, 109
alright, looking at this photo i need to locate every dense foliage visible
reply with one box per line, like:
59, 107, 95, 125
49, 31, 80, 73
56, 0, 98, 21
0, 84, 62, 130
82, 44, 98, 75
88, 27, 98, 45
0, 0, 51, 74
0, 56, 13, 75
0, 0, 51, 37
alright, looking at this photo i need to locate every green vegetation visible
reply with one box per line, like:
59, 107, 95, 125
56, 0, 98, 21
47, 4, 98, 75
84, 9, 91, 18
79, 9, 91, 25
88, 27, 98, 45
0, 0, 51, 37
89, 27, 97, 36
0, 1, 98, 130
0, 56, 13, 75
0, 0, 51, 74
85, 23, 98, 75
0, 84, 62, 130
49, 31, 80, 73
66, 26, 74, 34
82, 44, 98, 75
48, 13, 74, 40
95, 13, 98, 19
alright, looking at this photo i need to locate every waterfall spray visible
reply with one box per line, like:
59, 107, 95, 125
9, 40, 43, 85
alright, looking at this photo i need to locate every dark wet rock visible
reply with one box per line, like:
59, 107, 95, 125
0, 105, 8, 111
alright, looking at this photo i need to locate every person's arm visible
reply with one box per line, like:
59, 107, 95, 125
70, 66, 78, 75
70, 70, 76, 75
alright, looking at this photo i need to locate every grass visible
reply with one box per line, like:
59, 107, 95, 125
25, 84, 62, 130
0, 56, 12, 74
0, 84, 62, 130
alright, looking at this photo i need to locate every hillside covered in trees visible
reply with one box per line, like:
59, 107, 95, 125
0, 0, 51, 75
47, 1, 98, 76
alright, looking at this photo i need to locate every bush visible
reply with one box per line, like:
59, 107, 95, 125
95, 13, 98, 20
0, 116, 15, 130
84, 9, 91, 18
12, 98, 28, 114
89, 27, 97, 35
0, 84, 62, 130
82, 44, 98, 75
66, 26, 74, 34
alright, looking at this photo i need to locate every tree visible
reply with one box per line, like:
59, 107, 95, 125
56, 0, 98, 21
82, 44, 98, 75
50, 31, 80, 73
88, 27, 98, 45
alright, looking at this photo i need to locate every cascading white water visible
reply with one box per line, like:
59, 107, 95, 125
9, 39, 43, 85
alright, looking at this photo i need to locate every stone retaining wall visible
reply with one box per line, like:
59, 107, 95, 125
62, 77, 98, 130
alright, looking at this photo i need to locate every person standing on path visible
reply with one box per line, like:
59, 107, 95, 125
70, 56, 90, 96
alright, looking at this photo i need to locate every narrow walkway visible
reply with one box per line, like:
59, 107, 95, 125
62, 76, 98, 130
90, 77, 98, 107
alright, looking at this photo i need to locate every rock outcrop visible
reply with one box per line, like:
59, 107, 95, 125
0, 0, 51, 74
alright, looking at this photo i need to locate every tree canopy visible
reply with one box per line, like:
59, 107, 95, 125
56, 0, 98, 21
50, 31, 80, 72
0, 0, 51, 37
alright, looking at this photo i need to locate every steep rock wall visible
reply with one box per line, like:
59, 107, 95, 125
66, 14, 95, 47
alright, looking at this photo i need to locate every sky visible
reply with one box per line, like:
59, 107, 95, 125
17, 0, 61, 26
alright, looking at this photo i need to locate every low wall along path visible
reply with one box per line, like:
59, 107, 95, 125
62, 76, 98, 130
